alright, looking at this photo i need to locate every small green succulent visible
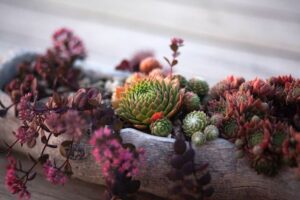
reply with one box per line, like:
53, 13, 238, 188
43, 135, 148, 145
183, 92, 200, 112
187, 78, 209, 97
150, 118, 172, 137
183, 111, 208, 136
204, 125, 219, 140
192, 131, 206, 146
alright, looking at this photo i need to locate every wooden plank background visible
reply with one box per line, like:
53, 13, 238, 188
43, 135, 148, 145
0, 0, 299, 85
0, 0, 299, 199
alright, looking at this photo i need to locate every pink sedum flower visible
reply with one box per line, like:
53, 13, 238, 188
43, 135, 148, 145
5, 157, 31, 200
43, 160, 67, 185
18, 93, 34, 122
15, 126, 36, 145
52, 28, 86, 61
90, 128, 144, 184
44, 110, 86, 141
171, 37, 184, 46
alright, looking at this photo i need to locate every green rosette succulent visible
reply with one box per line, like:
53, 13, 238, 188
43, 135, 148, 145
183, 92, 200, 112
187, 78, 209, 97
183, 111, 208, 136
251, 155, 281, 176
115, 77, 184, 129
204, 125, 219, 141
192, 131, 206, 146
150, 118, 172, 137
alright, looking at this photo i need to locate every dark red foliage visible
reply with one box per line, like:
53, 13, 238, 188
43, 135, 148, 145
115, 51, 154, 72
205, 75, 300, 176
1, 28, 139, 199
167, 134, 213, 200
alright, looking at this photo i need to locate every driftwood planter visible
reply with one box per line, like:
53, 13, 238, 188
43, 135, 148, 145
0, 51, 299, 200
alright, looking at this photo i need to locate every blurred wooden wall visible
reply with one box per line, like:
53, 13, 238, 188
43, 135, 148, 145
0, 0, 299, 83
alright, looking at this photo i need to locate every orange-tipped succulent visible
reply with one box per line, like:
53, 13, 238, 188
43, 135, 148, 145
113, 76, 184, 129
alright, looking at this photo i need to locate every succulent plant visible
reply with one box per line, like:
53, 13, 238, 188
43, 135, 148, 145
168, 135, 214, 199
204, 125, 219, 141
183, 111, 208, 136
205, 75, 300, 176
224, 91, 270, 125
221, 117, 240, 139
251, 154, 281, 176
192, 131, 206, 146
270, 122, 289, 153
173, 74, 188, 88
139, 57, 162, 74
187, 78, 209, 97
206, 98, 226, 116
183, 92, 200, 112
209, 114, 224, 128
150, 118, 173, 137
244, 120, 271, 152
114, 77, 184, 129
209, 76, 245, 99
285, 79, 300, 104
124, 72, 145, 85
240, 78, 274, 100
149, 68, 165, 78
268, 75, 295, 101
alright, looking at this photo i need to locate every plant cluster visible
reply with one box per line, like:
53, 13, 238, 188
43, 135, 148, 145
0, 28, 143, 200
4, 28, 86, 105
167, 122, 214, 200
205, 76, 300, 176
113, 38, 215, 199
3, 27, 299, 200
90, 127, 144, 200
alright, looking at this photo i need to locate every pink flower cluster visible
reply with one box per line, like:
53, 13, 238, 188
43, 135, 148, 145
90, 128, 144, 184
44, 110, 86, 141
171, 37, 184, 47
14, 126, 36, 145
53, 28, 86, 61
18, 93, 34, 122
5, 157, 31, 200
43, 160, 67, 185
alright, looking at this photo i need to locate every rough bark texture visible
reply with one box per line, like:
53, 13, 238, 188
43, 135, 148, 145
0, 51, 299, 200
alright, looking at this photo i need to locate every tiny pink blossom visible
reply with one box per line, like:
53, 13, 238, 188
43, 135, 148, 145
15, 126, 36, 145
43, 160, 67, 185
18, 93, 34, 121
90, 128, 144, 184
52, 28, 86, 60
5, 157, 31, 200
171, 37, 184, 46
44, 110, 86, 141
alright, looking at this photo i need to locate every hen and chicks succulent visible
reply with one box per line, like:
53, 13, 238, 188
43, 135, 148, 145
205, 75, 300, 176
112, 74, 184, 129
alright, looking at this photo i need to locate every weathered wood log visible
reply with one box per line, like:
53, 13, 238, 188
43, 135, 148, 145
0, 51, 299, 200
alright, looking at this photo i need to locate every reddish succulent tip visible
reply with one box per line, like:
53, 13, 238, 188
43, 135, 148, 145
151, 112, 164, 123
